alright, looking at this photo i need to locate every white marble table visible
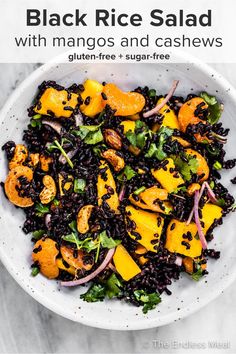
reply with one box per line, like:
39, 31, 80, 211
0, 64, 235, 354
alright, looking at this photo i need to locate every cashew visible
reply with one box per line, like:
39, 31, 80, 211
40, 155, 53, 172
4, 166, 34, 207
104, 129, 122, 150
101, 149, 125, 172
39, 175, 56, 204
58, 173, 74, 196
9, 144, 28, 170
77, 205, 94, 234
28, 153, 40, 168
32, 238, 59, 279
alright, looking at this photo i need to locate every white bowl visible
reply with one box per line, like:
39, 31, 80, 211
0, 57, 236, 330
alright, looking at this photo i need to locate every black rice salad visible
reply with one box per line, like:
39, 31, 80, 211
2, 79, 236, 314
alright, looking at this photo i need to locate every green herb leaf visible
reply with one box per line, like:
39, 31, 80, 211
200, 92, 223, 125
62, 232, 80, 248
53, 199, 60, 206
32, 114, 42, 120
148, 89, 156, 98
136, 131, 147, 149
32, 229, 46, 240
134, 290, 161, 314
106, 273, 123, 299
84, 128, 104, 145
213, 161, 222, 170
30, 119, 42, 128
133, 186, 146, 195
31, 266, 40, 277
192, 267, 204, 281
72, 123, 104, 145
80, 284, 106, 302
35, 203, 50, 217
173, 154, 199, 181
48, 140, 74, 168
145, 127, 174, 161
74, 178, 86, 193
126, 130, 137, 146
99, 231, 121, 249
117, 165, 137, 182
217, 198, 226, 207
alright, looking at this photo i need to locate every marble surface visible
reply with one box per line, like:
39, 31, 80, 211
0, 63, 236, 354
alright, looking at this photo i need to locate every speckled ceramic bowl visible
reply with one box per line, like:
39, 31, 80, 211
0, 55, 236, 330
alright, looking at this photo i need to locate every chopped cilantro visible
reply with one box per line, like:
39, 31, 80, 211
35, 203, 50, 217
80, 273, 123, 302
200, 92, 223, 125
106, 273, 123, 299
145, 127, 173, 161
74, 178, 86, 193
134, 290, 161, 314
148, 89, 156, 98
32, 229, 46, 240
118, 165, 137, 182
192, 266, 204, 281
80, 284, 106, 302
72, 124, 104, 145
173, 154, 199, 181
31, 266, 40, 277
99, 231, 121, 249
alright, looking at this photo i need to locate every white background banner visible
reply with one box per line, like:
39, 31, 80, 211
0, 0, 236, 63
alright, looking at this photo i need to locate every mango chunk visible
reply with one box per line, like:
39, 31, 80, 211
153, 98, 180, 132
183, 256, 207, 274
172, 136, 191, 147
34, 87, 78, 118
113, 244, 141, 281
102, 83, 145, 116
120, 120, 136, 134
58, 173, 74, 196
129, 186, 172, 215
56, 258, 76, 276
151, 158, 184, 193
97, 160, 119, 213
185, 148, 209, 182
165, 220, 202, 258
125, 205, 164, 252
80, 80, 104, 117
201, 203, 222, 233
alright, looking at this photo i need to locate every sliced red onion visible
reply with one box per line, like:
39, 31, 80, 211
143, 80, 179, 118
59, 148, 78, 164
45, 214, 51, 229
42, 119, 63, 135
74, 111, 83, 127
204, 181, 218, 203
186, 182, 217, 225
174, 256, 183, 267
108, 263, 117, 273
194, 190, 207, 250
61, 248, 115, 287
118, 184, 126, 201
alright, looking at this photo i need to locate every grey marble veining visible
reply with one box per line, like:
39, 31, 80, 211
0, 63, 236, 354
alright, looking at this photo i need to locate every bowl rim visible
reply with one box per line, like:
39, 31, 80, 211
1, 52, 236, 330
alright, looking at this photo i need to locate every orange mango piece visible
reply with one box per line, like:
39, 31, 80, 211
113, 244, 141, 281
34, 87, 78, 118
102, 83, 145, 116
32, 238, 59, 279
60, 246, 93, 271
4, 166, 34, 207
97, 160, 120, 213
80, 79, 104, 117
185, 148, 209, 182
